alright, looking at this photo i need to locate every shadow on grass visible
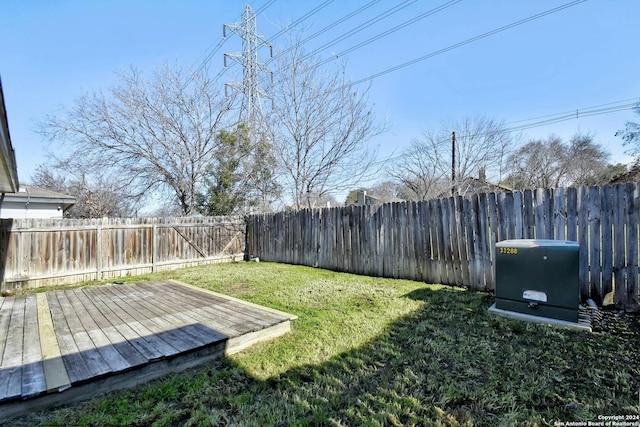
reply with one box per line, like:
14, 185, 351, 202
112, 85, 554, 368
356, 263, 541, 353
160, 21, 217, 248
14, 286, 640, 427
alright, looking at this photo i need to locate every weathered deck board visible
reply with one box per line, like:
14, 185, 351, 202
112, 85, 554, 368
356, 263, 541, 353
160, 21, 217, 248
63, 290, 133, 373
47, 291, 98, 384
134, 282, 247, 336
82, 286, 170, 361
0, 296, 26, 401
148, 281, 283, 331
96, 285, 210, 352
88, 285, 184, 357
36, 293, 70, 392
0, 280, 294, 422
101, 284, 228, 347
20, 295, 46, 398
0, 297, 13, 372
54, 290, 114, 382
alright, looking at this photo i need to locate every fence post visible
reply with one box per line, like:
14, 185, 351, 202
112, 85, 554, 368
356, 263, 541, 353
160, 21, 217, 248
96, 220, 102, 280
152, 223, 158, 272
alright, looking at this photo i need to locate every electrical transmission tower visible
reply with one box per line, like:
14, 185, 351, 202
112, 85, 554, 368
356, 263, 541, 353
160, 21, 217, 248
223, 5, 272, 132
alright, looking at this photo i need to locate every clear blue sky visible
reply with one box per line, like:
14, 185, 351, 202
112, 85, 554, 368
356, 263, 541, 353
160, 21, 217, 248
2, 0, 639, 185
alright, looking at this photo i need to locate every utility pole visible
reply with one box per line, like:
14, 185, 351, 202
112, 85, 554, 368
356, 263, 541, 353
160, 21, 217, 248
451, 131, 456, 196
223, 5, 272, 132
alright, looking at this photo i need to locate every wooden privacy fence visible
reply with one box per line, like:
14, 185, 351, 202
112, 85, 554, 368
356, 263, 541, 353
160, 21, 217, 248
247, 183, 640, 309
0, 216, 245, 291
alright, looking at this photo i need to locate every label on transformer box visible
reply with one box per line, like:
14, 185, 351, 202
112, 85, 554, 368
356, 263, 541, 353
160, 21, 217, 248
523, 290, 548, 303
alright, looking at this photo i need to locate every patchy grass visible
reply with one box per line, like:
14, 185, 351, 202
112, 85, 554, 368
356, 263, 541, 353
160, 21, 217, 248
10, 262, 640, 426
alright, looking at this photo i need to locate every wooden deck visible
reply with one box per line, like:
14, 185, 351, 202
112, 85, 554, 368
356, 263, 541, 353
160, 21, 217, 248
0, 280, 296, 420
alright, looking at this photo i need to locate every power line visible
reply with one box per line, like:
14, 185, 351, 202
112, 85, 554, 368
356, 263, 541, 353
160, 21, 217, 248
295, 0, 384, 48
261, 0, 454, 88
307, 0, 419, 61
506, 97, 640, 125
347, 0, 588, 88
267, 0, 335, 42
262, 0, 394, 72
254, 0, 277, 15
317, 0, 461, 67
369, 97, 639, 166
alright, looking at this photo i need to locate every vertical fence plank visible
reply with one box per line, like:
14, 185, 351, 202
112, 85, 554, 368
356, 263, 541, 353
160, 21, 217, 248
487, 192, 500, 246
496, 193, 509, 241
534, 189, 545, 239
505, 192, 515, 240
544, 188, 555, 239
455, 196, 470, 287
320, 209, 328, 268
463, 197, 478, 289
554, 187, 566, 240
407, 202, 419, 281
475, 194, 486, 289
399, 203, 409, 279
415, 201, 425, 281
601, 185, 614, 300
513, 191, 524, 239
429, 199, 442, 284
448, 197, 462, 286
588, 186, 602, 303
381, 203, 391, 277
566, 187, 578, 242
478, 193, 491, 290
486, 192, 499, 288
356, 206, 365, 275
613, 184, 626, 306
368, 206, 378, 277
420, 201, 440, 283
434, 199, 447, 284
578, 186, 590, 302
407, 202, 417, 282
625, 183, 638, 307
523, 190, 535, 239
377, 204, 386, 278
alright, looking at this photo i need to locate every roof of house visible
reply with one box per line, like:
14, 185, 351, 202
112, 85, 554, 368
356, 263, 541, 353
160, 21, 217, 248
2, 184, 76, 210
348, 190, 404, 206
0, 77, 19, 193
437, 176, 513, 199
609, 163, 640, 184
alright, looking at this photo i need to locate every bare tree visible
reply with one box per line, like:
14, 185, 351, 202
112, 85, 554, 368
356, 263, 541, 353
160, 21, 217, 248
564, 133, 610, 186
38, 62, 234, 215
506, 132, 610, 189
506, 135, 568, 189
616, 101, 640, 163
30, 166, 138, 218
265, 38, 382, 210
393, 116, 512, 200
369, 180, 402, 202
388, 138, 448, 201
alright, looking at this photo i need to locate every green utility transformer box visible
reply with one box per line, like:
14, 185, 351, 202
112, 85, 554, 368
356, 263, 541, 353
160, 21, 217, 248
493, 239, 580, 323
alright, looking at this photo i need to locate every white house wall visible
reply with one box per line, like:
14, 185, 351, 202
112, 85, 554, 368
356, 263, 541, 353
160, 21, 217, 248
0, 201, 63, 219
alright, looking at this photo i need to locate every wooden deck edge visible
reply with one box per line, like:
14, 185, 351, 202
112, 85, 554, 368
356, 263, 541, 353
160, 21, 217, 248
36, 293, 71, 392
0, 340, 229, 422
225, 320, 291, 355
167, 279, 299, 321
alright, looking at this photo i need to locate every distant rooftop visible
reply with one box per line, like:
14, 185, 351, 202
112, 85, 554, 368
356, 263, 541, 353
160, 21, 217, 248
3, 184, 76, 210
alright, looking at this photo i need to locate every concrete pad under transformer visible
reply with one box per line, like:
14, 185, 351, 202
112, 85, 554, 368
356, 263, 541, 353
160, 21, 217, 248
488, 303, 592, 332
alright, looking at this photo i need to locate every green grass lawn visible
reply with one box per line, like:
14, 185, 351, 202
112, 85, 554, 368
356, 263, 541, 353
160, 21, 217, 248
10, 262, 640, 426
